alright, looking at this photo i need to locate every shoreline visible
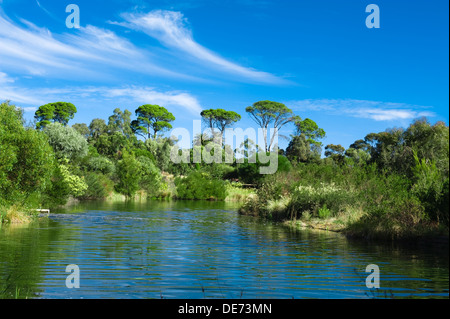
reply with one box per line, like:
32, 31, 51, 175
279, 215, 449, 244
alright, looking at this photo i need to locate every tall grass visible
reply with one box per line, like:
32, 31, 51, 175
239, 163, 449, 240
0, 205, 34, 225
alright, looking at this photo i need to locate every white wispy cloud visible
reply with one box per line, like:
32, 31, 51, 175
288, 99, 435, 121
105, 87, 203, 115
113, 10, 288, 84
1, 8, 285, 85
0, 84, 202, 115
0, 9, 194, 80
0, 72, 14, 84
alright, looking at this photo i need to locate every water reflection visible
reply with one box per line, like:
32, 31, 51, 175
0, 200, 448, 299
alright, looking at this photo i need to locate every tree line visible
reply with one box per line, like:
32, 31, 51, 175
1, 99, 449, 238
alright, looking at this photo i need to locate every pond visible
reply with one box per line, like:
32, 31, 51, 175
0, 200, 448, 299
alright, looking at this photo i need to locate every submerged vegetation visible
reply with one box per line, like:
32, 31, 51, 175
1, 99, 448, 242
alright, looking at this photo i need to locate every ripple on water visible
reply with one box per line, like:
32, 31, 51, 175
1, 201, 448, 299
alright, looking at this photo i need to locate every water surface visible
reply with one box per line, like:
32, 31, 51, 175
0, 200, 448, 299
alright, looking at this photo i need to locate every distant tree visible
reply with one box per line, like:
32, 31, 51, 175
108, 108, 133, 138
35, 102, 77, 129
325, 144, 345, 165
245, 101, 294, 152
345, 139, 372, 165
364, 128, 409, 174
131, 104, 175, 140
88, 118, 108, 141
200, 108, 241, 144
293, 117, 326, 155
349, 139, 371, 152
404, 118, 449, 176
286, 135, 311, 163
238, 138, 259, 158
72, 123, 90, 139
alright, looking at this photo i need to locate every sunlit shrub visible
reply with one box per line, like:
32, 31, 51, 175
175, 172, 227, 200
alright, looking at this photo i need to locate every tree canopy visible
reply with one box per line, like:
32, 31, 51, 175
245, 100, 293, 152
35, 102, 77, 129
200, 108, 241, 143
131, 104, 175, 140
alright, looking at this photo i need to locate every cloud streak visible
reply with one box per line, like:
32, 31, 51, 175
0, 8, 284, 85
0, 9, 196, 80
0, 82, 202, 115
114, 10, 288, 84
288, 99, 435, 121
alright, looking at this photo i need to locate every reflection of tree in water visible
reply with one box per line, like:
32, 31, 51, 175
0, 218, 71, 299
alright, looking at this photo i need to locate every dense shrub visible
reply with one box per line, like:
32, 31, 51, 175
175, 172, 227, 200
290, 182, 352, 217
137, 156, 163, 197
114, 151, 141, 198
0, 102, 56, 205
81, 172, 114, 199
44, 122, 88, 161
86, 156, 115, 175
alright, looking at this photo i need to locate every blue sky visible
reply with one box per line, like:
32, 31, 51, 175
0, 0, 448, 151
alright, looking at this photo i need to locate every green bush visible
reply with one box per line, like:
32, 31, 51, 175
1, 101, 56, 205
202, 163, 235, 179
114, 151, 141, 198
44, 122, 88, 161
175, 172, 227, 200
81, 172, 114, 199
411, 154, 448, 224
86, 156, 115, 175
137, 156, 163, 197
291, 182, 351, 217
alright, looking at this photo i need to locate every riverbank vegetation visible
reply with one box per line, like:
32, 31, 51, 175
1, 100, 448, 241
240, 118, 449, 240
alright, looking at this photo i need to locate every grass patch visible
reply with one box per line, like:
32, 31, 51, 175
0, 205, 35, 225
225, 182, 256, 202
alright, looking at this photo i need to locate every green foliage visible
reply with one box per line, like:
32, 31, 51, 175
286, 135, 311, 163
72, 123, 90, 139
145, 138, 173, 172
40, 163, 71, 207
318, 205, 331, 219
201, 163, 235, 179
246, 100, 293, 152
292, 117, 326, 156
131, 104, 175, 140
137, 156, 163, 197
114, 151, 141, 198
236, 153, 290, 184
175, 172, 227, 200
0, 101, 56, 205
108, 108, 133, 138
236, 162, 262, 184
277, 155, 292, 173
86, 156, 115, 175
94, 131, 130, 158
291, 182, 351, 218
59, 164, 88, 197
200, 108, 241, 142
411, 153, 448, 224
325, 144, 345, 165
35, 102, 77, 129
364, 119, 449, 178
81, 172, 114, 199
88, 118, 108, 140
44, 122, 88, 161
